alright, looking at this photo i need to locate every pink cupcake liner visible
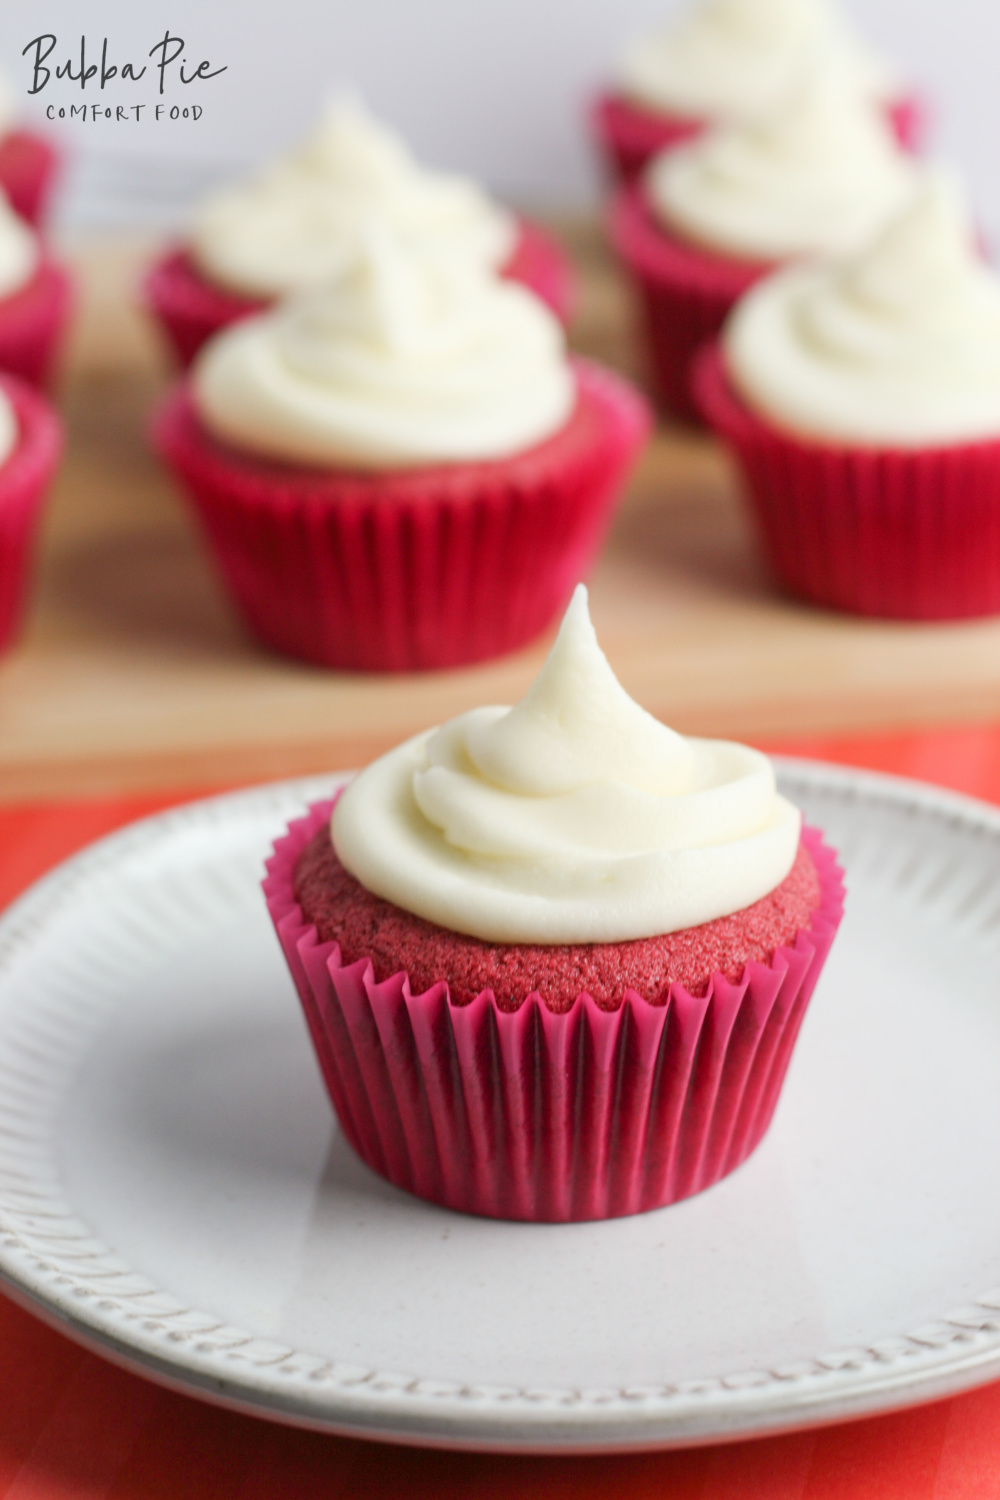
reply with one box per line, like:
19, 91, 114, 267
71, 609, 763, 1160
0, 374, 65, 651
152, 357, 652, 671
143, 217, 577, 370
694, 342, 1000, 620
609, 183, 766, 423
0, 131, 61, 229
264, 799, 845, 1222
0, 261, 74, 389
591, 90, 927, 186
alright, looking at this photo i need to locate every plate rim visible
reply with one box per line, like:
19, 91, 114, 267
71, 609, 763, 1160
2, 760, 1000, 1452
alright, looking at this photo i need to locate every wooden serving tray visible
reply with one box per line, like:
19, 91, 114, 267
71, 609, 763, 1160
3, 226, 1000, 802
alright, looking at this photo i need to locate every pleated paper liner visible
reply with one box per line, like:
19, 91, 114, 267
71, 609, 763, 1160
590, 90, 927, 188
264, 799, 845, 1223
0, 131, 61, 228
0, 262, 73, 389
0, 374, 64, 651
608, 185, 767, 424
694, 342, 1000, 621
143, 219, 577, 370
152, 357, 651, 672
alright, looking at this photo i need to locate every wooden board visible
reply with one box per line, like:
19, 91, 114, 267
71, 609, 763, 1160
3, 225, 1000, 802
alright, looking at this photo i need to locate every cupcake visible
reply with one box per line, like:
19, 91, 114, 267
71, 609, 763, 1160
0, 373, 64, 651
0, 188, 72, 388
695, 177, 1000, 620
153, 233, 650, 671
263, 586, 845, 1221
0, 70, 60, 228
143, 99, 576, 368
591, 0, 923, 184
609, 76, 919, 422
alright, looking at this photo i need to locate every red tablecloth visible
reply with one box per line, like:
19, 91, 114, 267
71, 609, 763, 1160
3, 723, 1000, 1497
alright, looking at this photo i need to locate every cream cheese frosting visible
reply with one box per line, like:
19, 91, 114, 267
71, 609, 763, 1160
190, 99, 517, 299
724, 177, 1000, 446
192, 231, 575, 468
332, 587, 801, 943
646, 76, 918, 262
618, 0, 893, 123
0, 189, 38, 301
0, 388, 17, 469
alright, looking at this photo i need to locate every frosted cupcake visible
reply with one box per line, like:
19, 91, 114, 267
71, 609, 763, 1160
609, 76, 919, 421
153, 234, 650, 671
144, 99, 576, 366
0, 189, 72, 388
694, 177, 1000, 619
264, 587, 845, 1221
0, 68, 61, 228
0, 374, 64, 651
592, 0, 921, 184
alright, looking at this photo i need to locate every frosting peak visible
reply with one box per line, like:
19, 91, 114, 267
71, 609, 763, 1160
619, 0, 892, 124
647, 73, 917, 262
725, 176, 1000, 445
193, 232, 575, 468
190, 99, 516, 299
332, 587, 801, 942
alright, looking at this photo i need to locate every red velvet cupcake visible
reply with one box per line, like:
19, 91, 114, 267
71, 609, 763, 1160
610, 81, 920, 423
264, 589, 844, 1221
0, 373, 64, 651
142, 99, 576, 368
694, 180, 1000, 620
0, 130, 61, 229
0, 190, 72, 388
154, 238, 649, 671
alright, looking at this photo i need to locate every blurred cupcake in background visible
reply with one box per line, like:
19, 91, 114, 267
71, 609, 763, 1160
0, 189, 73, 388
153, 232, 649, 671
0, 67, 62, 229
695, 176, 1000, 620
144, 98, 577, 367
0, 373, 64, 653
591, 0, 922, 184
610, 75, 920, 421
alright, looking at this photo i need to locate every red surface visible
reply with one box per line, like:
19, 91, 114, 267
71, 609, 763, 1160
153, 361, 651, 672
695, 343, 1000, 620
2, 719, 1000, 1486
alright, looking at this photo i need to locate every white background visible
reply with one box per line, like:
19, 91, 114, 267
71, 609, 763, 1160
1, 1, 998, 238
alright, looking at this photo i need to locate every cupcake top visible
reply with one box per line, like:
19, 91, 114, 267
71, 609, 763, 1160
0, 189, 38, 300
192, 231, 575, 468
645, 75, 918, 263
724, 176, 1000, 446
618, 0, 892, 124
0, 388, 16, 468
332, 586, 801, 943
189, 98, 517, 299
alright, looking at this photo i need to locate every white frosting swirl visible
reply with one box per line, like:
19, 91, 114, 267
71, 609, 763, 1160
332, 587, 801, 943
619, 0, 893, 122
193, 232, 575, 468
724, 177, 1000, 446
646, 76, 918, 262
0, 388, 17, 469
190, 99, 516, 299
0, 189, 38, 300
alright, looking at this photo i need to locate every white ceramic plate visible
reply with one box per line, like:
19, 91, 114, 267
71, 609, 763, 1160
2, 763, 1000, 1452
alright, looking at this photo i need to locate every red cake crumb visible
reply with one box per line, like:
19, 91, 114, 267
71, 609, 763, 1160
292, 824, 821, 1011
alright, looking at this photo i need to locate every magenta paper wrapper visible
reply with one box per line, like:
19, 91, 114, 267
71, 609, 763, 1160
264, 800, 845, 1223
153, 357, 651, 672
143, 218, 576, 369
591, 90, 927, 185
609, 184, 766, 424
695, 344, 1000, 621
0, 131, 61, 228
0, 374, 64, 651
0, 262, 73, 389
